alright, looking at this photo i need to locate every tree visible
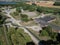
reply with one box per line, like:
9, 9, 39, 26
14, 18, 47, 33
0, 14, 6, 25
50, 32, 57, 40
13, 12, 19, 16
54, 2, 60, 6
27, 5, 36, 11
57, 43, 60, 45
43, 26, 57, 40
8, 28, 32, 45
36, 7, 44, 13
0, 40, 3, 45
16, 7, 21, 13
16, 2, 29, 10
44, 26, 52, 35
11, 34, 19, 45
40, 30, 49, 36
20, 14, 29, 22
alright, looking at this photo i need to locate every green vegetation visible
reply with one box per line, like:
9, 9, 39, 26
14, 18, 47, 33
10, 11, 20, 20
16, 2, 29, 10
12, 12, 19, 16
7, 27, 32, 45
40, 26, 57, 40
27, 5, 36, 11
20, 14, 29, 22
0, 12, 8, 45
0, 26, 7, 45
40, 30, 49, 36
37, 7, 44, 13
0, 2, 60, 45
0, 13, 6, 24
54, 2, 60, 6
37, 6, 60, 14
16, 2, 36, 11
16, 2, 60, 14
16, 7, 21, 12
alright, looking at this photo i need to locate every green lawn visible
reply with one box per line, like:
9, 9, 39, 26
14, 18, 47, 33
7, 27, 32, 45
0, 26, 7, 45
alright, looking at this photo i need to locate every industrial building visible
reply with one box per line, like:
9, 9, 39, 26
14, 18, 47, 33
34, 15, 56, 27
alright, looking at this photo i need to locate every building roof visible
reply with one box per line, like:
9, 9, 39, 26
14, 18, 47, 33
49, 24, 60, 31
39, 16, 55, 22
35, 16, 56, 27
35, 15, 60, 31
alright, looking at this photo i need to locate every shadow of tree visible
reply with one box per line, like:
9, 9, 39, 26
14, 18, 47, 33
38, 40, 58, 45
56, 33, 60, 42
26, 41, 35, 45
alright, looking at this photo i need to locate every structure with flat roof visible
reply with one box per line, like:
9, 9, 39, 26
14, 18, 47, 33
35, 15, 60, 33
34, 15, 56, 27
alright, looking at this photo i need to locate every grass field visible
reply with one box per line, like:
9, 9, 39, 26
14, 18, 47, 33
7, 27, 32, 45
0, 26, 7, 45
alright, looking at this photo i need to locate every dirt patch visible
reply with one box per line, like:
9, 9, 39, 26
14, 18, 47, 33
26, 1, 60, 8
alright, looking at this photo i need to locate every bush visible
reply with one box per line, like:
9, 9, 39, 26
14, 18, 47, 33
40, 30, 49, 36
36, 6, 60, 14
16, 7, 21, 12
0, 40, 3, 45
13, 12, 19, 16
54, 2, 60, 6
16, 2, 37, 11
16, 2, 29, 10
40, 26, 57, 40
37, 7, 44, 13
28, 5, 36, 11
20, 14, 29, 22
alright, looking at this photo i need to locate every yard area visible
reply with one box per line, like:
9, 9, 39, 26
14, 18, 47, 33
21, 11, 39, 18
